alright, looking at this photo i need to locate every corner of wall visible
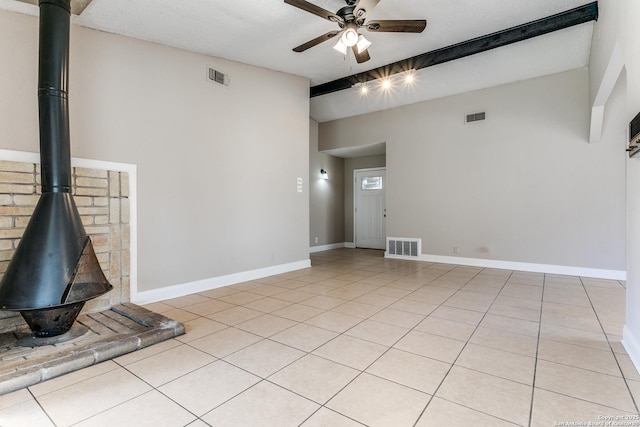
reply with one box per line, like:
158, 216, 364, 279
623, 325, 640, 375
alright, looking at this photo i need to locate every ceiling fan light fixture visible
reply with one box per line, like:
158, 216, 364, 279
356, 34, 371, 54
285, 0, 427, 64
341, 27, 359, 47
333, 38, 348, 55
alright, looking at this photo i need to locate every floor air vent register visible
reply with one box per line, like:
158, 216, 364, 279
387, 238, 421, 258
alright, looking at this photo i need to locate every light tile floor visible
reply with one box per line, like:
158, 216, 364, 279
1, 248, 639, 426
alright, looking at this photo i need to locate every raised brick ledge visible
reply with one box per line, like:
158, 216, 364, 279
0, 303, 184, 396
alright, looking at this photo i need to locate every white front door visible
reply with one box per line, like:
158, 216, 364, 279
355, 168, 386, 249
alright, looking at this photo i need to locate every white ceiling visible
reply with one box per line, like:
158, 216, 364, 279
0, 0, 594, 124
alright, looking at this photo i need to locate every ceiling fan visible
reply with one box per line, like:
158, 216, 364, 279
284, 0, 426, 64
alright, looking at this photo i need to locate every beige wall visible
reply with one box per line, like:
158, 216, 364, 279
309, 119, 345, 247
320, 68, 626, 270
0, 10, 310, 293
588, 0, 621, 109
589, 0, 640, 371
622, 0, 640, 372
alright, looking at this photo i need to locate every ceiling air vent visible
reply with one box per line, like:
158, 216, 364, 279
465, 112, 486, 123
207, 67, 230, 87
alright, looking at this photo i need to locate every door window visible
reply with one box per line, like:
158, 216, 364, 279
361, 176, 383, 190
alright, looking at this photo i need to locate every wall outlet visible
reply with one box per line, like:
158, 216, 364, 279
314, 237, 319, 244
453, 246, 459, 254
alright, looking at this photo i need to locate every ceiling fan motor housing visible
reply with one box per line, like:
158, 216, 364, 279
337, 6, 356, 25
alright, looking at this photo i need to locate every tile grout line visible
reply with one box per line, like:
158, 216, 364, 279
140, 258, 446, 424
33, 250, 632, 426
308, 254, 634, 423
115, 253, 382, 424
294, 261, 466, 427
296, 263, 459, 426
112, 354, 212, 424
410, 267, 517, 427
28, 387, 58, 427
498, 277, 637, 416
527, 272, 547, 427
579, 276, 640, 414
173, 257, 441, 425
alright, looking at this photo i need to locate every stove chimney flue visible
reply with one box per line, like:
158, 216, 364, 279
38, 0, 73, 194
0, 0, 112, 337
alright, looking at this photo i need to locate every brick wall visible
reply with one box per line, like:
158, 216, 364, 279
0, 159, 130, 322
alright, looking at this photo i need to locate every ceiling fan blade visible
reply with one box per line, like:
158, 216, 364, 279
366, 20, 427, 33
284, 0, 342, 23
354, 0, 380, 22
352, 45, 371, 64
293, 31, 340, 52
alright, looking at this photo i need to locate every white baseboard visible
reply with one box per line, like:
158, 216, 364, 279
622, 325, 640, 376
344, 242, 356, 249
309, 243, 348, 253
132, 259, 311, 305
385, 252, 626, 281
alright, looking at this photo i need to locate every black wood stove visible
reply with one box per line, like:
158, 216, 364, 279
0, 0, 112, 337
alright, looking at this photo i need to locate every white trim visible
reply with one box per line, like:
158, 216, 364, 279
132, 259, 311, 305
0, 149, 41, 164
589, 43, 625, 143
0, 149, 138, 303
385, 252, 626, 280
622, 325, 640, 377
310, 243, 347, 253
345, 242, 356, 249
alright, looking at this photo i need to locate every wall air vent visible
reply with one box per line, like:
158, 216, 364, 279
387, 237, 421, 258
465, 112, 486, 123
207, 67, 230, 87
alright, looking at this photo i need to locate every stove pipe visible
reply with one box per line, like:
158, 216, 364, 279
0, 0, 112, 337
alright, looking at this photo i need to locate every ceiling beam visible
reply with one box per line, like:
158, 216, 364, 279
310, 2, 598, 98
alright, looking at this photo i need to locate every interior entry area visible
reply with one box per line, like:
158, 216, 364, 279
309, 124, 386, 252
354, 168, 386, 249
